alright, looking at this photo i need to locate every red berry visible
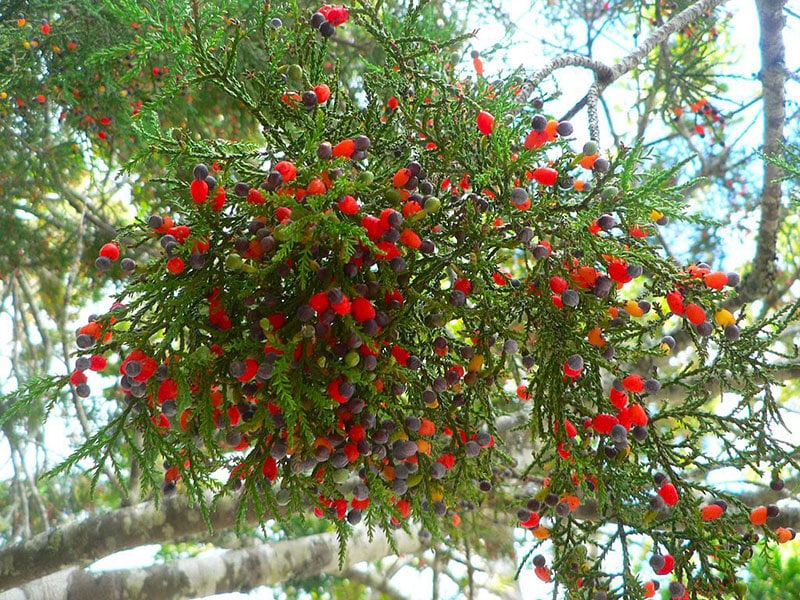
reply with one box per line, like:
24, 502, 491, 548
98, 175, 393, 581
628, 404, 648, 426
532, 167, 558, 186
666, 290, 685, 315
703, 271, 728, 289
262, 456, 278, 481
237, 358, 259, 382
591, 413, 618, 434
157, 378, 178, 403
549, 276, 568, 294
211, 187, 226, 210
656, 553, 675, 575
351, 297, 376, 322
274, 161, 297, 182
89, 355, 107, 371
392, 168, 412, 188
399, 229, 422, 249
610, 387, 628, 409
658, 482, 679, 506
337, 195, 359, 214
246, 188, 266, 204
332, 138, 355, 158
99, 242, 120, 261
608, 260, 632, 284
190, 179, 209, 203
684, 302, 706, 326
166, 257, 185, 274
701, 504, 724, 521
476, 110, 494, 135
319, 4, 349, 26
314, 83, 331, 103
621, 374, 644, 393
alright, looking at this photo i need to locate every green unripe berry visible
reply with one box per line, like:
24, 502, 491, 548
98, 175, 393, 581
600, 186, 618, 200
424, 196, 441, 213
345, 350, 360, 367
582, 141, 599, 155
287, 64, 303, 83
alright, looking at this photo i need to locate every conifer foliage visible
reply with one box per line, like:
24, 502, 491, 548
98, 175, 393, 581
3, 0, 799, 598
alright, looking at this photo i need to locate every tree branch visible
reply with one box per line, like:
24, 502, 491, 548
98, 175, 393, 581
0, 526, 422, 600
342, 567, 411, 600
517, 0, 728, 110
0, 492, 259, 590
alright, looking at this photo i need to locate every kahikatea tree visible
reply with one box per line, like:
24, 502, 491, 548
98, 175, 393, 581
1, 0, 799, 599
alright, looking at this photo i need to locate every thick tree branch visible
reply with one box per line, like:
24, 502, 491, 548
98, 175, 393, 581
0, 526, 422, 600
734, 0, 786, 307
0, 492, 259, 590
342, 567, 411, 600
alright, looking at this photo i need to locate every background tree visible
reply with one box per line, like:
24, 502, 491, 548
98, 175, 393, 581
0, 0, 798, 599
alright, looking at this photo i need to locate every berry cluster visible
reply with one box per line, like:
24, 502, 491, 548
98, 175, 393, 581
66, 4, 794, 597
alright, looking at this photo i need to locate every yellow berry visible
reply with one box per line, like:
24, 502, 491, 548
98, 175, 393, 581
714, 308, 735, 327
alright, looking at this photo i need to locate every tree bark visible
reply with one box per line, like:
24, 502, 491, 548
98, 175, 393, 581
735, 0, 786, 306
0, 526, 422, 600
0, 492, 260, 590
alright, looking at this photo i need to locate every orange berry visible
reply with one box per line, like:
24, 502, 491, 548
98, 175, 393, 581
392, 168, 412, 188
749, 505, 768, 526
580, 153, 599, 169
701, 504, 723, 521
703, 270, 728, 289
533, 526, 551, 539
587, 327, 606, 347
332, 138, 355, 158
776, 527, 795, 543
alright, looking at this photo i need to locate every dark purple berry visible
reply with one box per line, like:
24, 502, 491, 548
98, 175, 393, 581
556, 121, 573, 136
233, 182, 250, 197
310, 12, 325, 28
193, 164, 209, 181
95, 256, 112, 271
319, 21, 335, 37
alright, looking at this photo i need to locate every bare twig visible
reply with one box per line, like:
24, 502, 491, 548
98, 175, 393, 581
520, 0, 729, 143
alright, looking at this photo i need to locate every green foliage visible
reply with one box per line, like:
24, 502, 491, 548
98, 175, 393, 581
746, 542, 800, 600
36, 1, 795, 597
1, 1, 799, 599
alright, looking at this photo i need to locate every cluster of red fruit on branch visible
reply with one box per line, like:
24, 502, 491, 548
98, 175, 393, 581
310, 4, 349, 38
75, 129, 509, 529
671, 97, 726, 145
65, 4, 794, 597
